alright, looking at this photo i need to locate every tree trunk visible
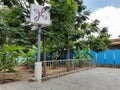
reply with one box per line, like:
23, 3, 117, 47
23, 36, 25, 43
67, 33, 70, 72
42, 35, 46, 77
67, 41, 70, 59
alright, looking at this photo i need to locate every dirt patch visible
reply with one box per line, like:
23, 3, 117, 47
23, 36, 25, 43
0, 79, 19, 84
0, 66, 34, 84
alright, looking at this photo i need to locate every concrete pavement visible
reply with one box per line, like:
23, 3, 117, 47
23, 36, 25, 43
1, 67, 120, 90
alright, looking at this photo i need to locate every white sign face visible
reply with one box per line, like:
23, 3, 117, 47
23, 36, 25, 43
30, 4, 50, 26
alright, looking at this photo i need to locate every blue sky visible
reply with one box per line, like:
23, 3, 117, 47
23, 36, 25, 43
84, 0, 120, 39
84, 0, 120, 12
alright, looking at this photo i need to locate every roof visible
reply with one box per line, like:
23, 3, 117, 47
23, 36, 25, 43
111, 38, 120, 45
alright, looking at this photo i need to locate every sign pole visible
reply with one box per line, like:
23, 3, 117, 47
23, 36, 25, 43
34, 24, 42, 81
30, 4, 50, 81
37, 24, 41, 62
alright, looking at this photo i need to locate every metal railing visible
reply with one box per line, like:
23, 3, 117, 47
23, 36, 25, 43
41, 59, 96, 80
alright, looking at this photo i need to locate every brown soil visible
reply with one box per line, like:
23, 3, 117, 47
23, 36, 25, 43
0, 66, 86, 84
0, 66, 34, 84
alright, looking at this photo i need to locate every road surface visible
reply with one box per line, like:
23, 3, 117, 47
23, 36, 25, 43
1, 67, 120, 90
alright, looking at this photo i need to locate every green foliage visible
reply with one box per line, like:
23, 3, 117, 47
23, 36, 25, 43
90, 27, 111, 52
0, 44, 24, 72
19, 45, 37, 69
73, 48, 95, 61
0, 0, 111, 66
0, 5, 37, 47
72, 48, 95, 67
49, 0, 86, 59
90, 37, 111, 52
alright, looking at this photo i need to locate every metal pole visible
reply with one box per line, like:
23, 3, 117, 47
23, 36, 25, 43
37, 24, 41, 62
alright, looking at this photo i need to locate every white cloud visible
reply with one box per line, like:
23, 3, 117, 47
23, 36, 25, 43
89, 6, 120, 39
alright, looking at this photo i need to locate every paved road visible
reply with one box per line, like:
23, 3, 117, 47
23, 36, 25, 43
1, 67, 120, 90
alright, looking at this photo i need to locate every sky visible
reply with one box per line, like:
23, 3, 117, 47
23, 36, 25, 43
84, 0, 120, 39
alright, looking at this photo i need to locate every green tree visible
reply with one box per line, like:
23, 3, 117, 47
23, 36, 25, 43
1, 0, 111, 59
0, 5, 37, 47
50, 0, 86, 59
90, 27, 111, 52
0, 44, 24, 72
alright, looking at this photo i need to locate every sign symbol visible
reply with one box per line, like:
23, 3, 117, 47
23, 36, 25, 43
34, 7, 47, 22
30, 4, 50, 25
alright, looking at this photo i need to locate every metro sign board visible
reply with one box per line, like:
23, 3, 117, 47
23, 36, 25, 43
30, 4, 50, 26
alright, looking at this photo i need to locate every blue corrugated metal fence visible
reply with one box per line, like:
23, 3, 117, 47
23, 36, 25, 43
90, 50, 120, 65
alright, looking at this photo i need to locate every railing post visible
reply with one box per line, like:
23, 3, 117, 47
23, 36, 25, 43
43, 62, 46, 77
67, 59, 70, 72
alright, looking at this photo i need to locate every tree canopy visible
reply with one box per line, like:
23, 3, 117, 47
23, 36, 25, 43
0, 0, 111, 60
